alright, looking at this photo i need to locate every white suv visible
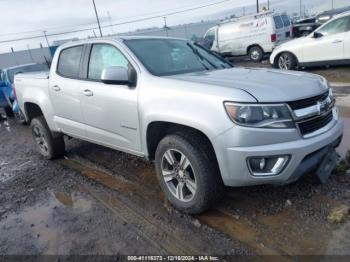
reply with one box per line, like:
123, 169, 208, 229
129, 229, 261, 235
270, 11, 350, 70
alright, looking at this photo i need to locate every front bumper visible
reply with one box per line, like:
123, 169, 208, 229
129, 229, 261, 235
214, 114, 344, 187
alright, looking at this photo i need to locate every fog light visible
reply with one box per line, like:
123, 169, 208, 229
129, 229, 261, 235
248, 155, 289, 176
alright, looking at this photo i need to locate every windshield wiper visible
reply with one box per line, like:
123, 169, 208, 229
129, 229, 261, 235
186, 43, 217, 70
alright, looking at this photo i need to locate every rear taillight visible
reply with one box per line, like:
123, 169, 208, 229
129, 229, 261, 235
293, 27, 298, 33
271, 34, 277, 42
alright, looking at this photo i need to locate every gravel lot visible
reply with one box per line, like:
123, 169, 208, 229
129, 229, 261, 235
1, 65, 350, 256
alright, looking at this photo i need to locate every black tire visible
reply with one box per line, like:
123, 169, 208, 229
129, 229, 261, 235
4, 106, 14, 117
277, 52, 298, 70
248, 46, 264, 62
155, 134, 223, 214
30, 116, 65, 159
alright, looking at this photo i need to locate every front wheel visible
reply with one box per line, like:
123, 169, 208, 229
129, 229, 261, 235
155, 134, 223, 214
278, 52, 297, 70
31, 116, 65, 159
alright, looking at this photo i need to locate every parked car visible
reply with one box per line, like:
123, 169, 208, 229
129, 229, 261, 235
316, 6, 350, 24
270, 11, 350, 70
0, 63, 49, 119
15, 36, 343, 214
202, 11, 291, 62
292, 17, 319, 37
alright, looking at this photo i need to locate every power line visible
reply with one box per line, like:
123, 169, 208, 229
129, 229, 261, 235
0, 0, 233, 44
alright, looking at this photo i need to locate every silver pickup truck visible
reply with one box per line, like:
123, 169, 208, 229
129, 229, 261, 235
14, 36, 343, 214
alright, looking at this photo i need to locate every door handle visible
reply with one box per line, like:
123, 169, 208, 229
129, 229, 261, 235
52, 85, 61, 91
332, 40, 343, 44
83, 89, 93, 96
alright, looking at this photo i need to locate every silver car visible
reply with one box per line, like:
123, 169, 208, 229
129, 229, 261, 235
15, 36, 343, 214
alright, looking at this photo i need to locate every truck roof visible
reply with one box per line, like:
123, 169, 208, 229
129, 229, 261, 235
59, 35, 187, 49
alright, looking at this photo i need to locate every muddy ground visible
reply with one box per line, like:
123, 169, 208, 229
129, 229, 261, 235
1, 71, 350, 256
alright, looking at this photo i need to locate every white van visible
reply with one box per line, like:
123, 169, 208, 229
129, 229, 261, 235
203, 12, 291, 62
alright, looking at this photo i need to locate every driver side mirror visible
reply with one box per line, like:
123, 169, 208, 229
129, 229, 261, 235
313, 32, 323, 38
101, 66, 132, 86
0, 80, 6, 87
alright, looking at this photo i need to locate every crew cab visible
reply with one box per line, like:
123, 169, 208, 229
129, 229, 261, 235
15, 36, 343, 214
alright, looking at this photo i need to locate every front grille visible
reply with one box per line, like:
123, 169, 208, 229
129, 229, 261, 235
288, 91, 329, 110
298, 110, 333, 136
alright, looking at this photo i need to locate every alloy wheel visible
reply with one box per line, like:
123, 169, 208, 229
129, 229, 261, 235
161, 149, 197, 202
278, 54, 291, 70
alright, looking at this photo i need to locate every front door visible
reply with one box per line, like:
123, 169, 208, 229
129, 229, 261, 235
80, 43, 141, 153
302, 16, 349, 63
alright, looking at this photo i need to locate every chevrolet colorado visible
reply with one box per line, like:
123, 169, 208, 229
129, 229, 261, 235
14, 36, 343, 214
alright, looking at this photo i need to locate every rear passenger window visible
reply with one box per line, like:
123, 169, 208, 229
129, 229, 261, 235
57, 46, 83, 78
273, 16, 284, 29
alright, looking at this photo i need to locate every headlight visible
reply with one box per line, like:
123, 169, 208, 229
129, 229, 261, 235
224, 103, 294, 128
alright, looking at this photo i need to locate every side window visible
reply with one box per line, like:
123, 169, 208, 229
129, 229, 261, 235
88, 44, 129, 80
317, 16, 350, 36
273, 16, 284, 29
57, 45, 83, 78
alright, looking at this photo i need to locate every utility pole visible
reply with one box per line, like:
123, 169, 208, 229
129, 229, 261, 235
43, 31, 50, 48
243, 6, 246, 16
256, 0, 259, 13
268, 0, 270, 10
92, 0, 103, 37
163, 16, 169, 37
300, 0, 302, 17
331, 0, 334, 9
27, 45, 34, 62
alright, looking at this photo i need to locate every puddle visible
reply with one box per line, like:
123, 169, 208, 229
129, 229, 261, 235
53, 191, 92, 212
1, 191, 93, 254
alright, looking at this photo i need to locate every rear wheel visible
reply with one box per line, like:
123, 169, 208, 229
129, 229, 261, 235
155, 134, 223, 214
278, 52, 297, 70
249, 46, 264, 62
31, 116, 65, 159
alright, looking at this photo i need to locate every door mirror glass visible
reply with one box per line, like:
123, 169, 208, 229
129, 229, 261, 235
0, 80, 6, 87
101, 66, 130, 85
313, 32, 323, 38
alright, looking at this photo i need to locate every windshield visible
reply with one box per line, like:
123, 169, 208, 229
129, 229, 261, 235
124, 39, 232, 76
8, 64, 48, 83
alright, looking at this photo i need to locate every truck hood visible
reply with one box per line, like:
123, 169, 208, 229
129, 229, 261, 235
167, 67, 328, 102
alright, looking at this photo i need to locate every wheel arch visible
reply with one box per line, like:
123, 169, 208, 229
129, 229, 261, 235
24, 102, 44, 123
146, 121, 218, 164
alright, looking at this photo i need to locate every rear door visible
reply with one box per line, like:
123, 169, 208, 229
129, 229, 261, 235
281, 14, 292, 38
79, 42, 141, 153
49, 45, 86, 137
302, 15, 349, 63
273, 15, 286, 43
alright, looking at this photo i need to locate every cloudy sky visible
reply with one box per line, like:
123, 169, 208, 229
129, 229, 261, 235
0, 0, 348, 53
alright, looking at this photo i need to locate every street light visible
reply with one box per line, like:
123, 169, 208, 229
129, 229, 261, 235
92, 0, 103, 37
